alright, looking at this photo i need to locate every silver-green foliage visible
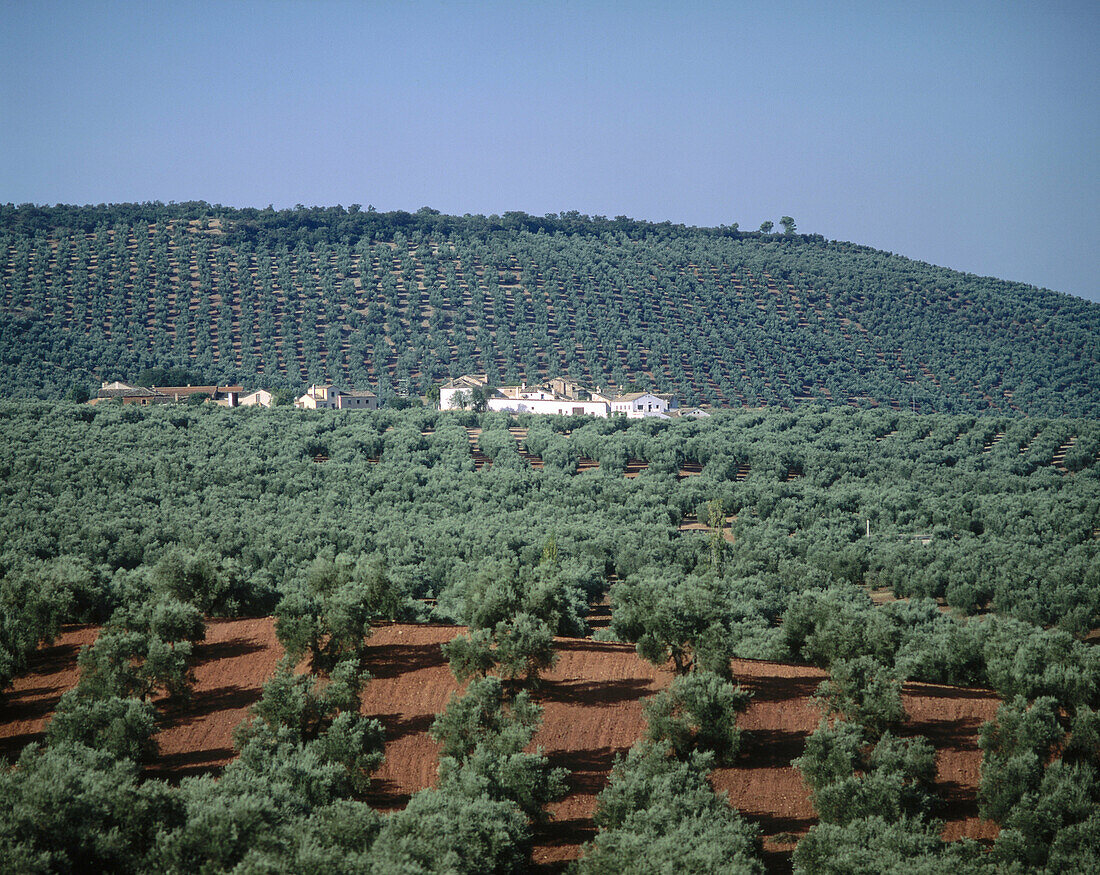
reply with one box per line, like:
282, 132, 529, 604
576, 741, 763, 874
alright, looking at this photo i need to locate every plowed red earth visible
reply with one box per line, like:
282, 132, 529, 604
1, 621, 1000, 872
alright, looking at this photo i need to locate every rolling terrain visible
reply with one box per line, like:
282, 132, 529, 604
2, 203, 1098, 414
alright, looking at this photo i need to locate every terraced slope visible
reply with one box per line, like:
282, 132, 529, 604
0, 621, 1000, 872
2, 204, 1098, 414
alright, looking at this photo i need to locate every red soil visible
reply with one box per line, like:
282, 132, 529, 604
151, 618, 286, 778
0, 625, 98, 762
1, 621, 1000, 871
0, 620, 283, 777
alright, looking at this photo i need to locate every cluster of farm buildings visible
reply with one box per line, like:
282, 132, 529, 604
93, 381, 377, 410
93, 375, 705, 420
438, 375, 694, 419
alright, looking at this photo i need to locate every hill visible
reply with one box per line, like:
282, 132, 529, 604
0, 620, 1000, 872
2, 203, 1098, 414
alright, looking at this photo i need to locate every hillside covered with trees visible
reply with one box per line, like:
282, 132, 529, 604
2, 202, 1098, 415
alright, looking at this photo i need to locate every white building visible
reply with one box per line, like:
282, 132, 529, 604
439, 375, 491, 410
674, 406, 711, 419
610, 392, 673, 418
438, 374, 675, 419
487, 393, 610, 417
485, 382, 609, 417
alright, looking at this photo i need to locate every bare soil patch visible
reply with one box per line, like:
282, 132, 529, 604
679, 519, 737, 543
150, 618, 286, 778
357, 628, 998, 870
0, 625, 98, 761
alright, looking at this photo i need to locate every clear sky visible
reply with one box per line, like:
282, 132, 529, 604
3, 1, 1097, 301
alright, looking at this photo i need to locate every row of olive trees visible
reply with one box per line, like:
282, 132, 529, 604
1, 402, 1095, 672
0, 540, 577, 872
781, 581, 1100, 871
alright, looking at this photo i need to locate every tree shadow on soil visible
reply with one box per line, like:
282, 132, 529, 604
545, 746, 630, 796
21, 641, 83, 676
761, 845, 796, 875
932, 778, 982, 824
532, 815, 597, 861
527, 748, 635, 871
743, 808, 816, 842
191, 637, 266, 666
738, 673, 820, 704
0, 730, 44, 762
158, 684, 262, 729
367, 778, 413, 810
737, 726, 811, 770
145, 746, 234, 781
0, 685, 66, 724
539, 678, 654, 707
365, 643, 447, 680
905, 715, 985, 753
374, 711, 435, 743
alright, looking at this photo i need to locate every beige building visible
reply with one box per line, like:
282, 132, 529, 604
239, 389, 275, 407
336, 390, 379, 409
296, 384, 378, 410
296, 384, 340, 409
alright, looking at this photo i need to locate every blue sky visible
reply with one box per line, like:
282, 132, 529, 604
2, 1, 1097, 301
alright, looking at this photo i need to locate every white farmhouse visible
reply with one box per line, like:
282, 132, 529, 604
437, 374, 675, 419
488, 384, 610, 417
610, 391, 674, 418
674, 406, 711, 419
439, 375, 492, 410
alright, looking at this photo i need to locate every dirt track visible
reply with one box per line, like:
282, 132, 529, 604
1, 621, 999, 870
